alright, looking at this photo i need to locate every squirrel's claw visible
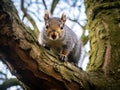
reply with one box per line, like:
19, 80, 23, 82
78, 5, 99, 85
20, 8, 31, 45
59, 49, 68, 61
59, 54, 67, 62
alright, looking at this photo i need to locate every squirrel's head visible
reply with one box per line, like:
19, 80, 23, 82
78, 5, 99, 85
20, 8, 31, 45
44, 12, 66, 40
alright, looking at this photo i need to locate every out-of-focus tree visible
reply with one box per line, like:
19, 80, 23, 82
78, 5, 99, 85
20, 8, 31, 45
0, 61, 25, 90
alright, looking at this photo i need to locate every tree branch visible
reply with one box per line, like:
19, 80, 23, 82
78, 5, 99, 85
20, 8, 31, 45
21, 0, 39, 38
42, 0, 47, 10
50, 0, 59, 15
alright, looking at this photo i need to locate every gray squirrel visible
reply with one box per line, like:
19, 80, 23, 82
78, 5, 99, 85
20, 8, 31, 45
38, 12, 81, 66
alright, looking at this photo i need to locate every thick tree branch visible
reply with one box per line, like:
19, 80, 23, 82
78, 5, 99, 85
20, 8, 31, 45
0, 10, 89, 89
0, 0, 90, 90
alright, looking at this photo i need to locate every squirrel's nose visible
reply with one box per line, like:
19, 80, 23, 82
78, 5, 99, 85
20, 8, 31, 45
52, 29, 56, 32
51, 34, 56, 40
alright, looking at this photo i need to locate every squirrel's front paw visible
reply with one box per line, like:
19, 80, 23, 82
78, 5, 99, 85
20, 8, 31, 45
59, 50, 68, 61
59, 54, 67, 61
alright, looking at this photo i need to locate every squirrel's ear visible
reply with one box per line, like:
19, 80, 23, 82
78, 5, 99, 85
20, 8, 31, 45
61, 13, 66, 23
44, 11, 49, 23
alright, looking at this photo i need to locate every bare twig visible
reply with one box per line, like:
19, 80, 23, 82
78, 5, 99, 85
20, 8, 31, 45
50, 0, 59, 15
68, 18, 86, 30
21, 0, 39, 38
42, 0, 47, 10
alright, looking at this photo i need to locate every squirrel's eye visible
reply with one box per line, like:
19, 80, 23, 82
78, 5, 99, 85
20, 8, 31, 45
46, 25, 49, 29
60, 26, 63, 29
60, 24, 64, 30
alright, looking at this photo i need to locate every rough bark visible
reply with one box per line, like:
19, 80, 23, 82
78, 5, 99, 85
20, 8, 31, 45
0, 0, 120, 90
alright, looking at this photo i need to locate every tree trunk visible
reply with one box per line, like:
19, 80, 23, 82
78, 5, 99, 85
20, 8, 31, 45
85, 0, 120, 74
0, 0, 120, 90
84, 0, 120, 89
